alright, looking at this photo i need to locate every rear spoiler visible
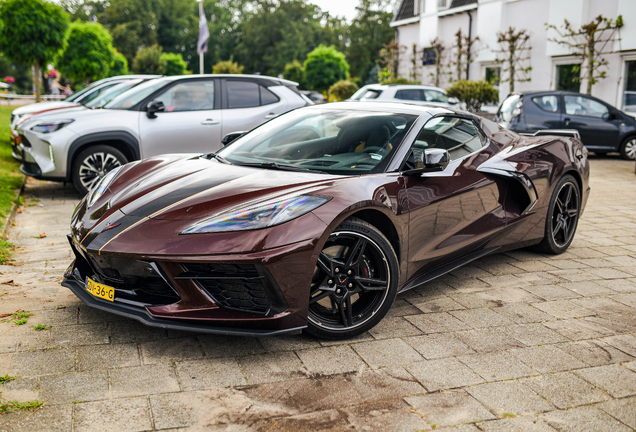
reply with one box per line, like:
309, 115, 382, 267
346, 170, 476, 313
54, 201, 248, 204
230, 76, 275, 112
520, 129, 580, 139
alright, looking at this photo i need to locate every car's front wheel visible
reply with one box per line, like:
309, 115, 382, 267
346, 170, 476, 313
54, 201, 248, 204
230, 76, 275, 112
619, 136, 636, 160
306, 218, 399, 339
72, 145, 127, 195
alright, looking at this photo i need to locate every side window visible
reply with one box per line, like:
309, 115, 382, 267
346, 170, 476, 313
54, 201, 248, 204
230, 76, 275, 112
227, 80, 260, 108
81, 83, 119, 104
260, 86, 280, 105
564, 95, 608, 118
395, 89, 424, 101
154, 81, 215, 112
532, 95, 559, 113
424, 90, 448, 103
412, 116, 484, 161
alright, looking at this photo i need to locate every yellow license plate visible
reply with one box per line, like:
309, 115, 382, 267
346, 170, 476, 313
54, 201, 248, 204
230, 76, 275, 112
86, 277, 115, 302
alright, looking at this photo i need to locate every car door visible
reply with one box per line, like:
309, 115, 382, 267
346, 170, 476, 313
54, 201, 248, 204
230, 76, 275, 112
138, 79, 222, 157
563, 95, 620, 150
220, 79, 289, 138
403, 116, 506, 279
526, 94, 563, 130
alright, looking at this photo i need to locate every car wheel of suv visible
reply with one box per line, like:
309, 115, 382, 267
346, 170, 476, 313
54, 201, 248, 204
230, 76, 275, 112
72, 145, 127, 195
306, 218, 399, 340
619, 137, 636, 160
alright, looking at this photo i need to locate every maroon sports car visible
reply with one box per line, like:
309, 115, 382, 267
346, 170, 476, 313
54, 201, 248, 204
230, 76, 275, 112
63, 102, 590, 339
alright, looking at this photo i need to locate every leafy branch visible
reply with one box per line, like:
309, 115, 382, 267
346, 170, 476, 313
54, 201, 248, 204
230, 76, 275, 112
492, 27, 532, 94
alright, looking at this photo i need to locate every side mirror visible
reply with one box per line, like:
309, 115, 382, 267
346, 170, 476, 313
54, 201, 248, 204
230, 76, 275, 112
403, 148, 451, 175
221, 131, 246, 146
146, 100, 165, 119
448, 97, 459, 105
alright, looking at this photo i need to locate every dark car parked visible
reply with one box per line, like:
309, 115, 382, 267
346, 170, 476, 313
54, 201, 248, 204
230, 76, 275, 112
496, 91, 636, 160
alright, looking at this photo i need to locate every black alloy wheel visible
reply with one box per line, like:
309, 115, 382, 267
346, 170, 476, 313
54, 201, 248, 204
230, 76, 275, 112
72, 145, 128, 195
535, 174, 581, 254
307, 218, 399, 339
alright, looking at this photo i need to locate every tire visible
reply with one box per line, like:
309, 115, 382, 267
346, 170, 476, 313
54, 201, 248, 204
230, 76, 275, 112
72, 145, 128, 195
619, 136, 636, 160
534, 174, 581, 255
306, 218, 399, 340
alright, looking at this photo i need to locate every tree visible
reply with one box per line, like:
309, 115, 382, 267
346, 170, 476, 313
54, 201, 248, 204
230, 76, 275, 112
161, 53, 188, 75
329, 80, 358, 101
492, 27, 532, 94
132, 45, 163, 74
427, 38, 447, 88
0, 0, 69, 101
0, 55, 32, 94
283, 61, 305, 88
378, 40, 406, 83
446, 80, 499, 112
409, 44, 422, 83
106, 0, 162, 66
304, 45, 349, 92
108, 52, 129, 77
547, 15, 623, 95
449, 29, 480, 82
212, 59, 244, 74
56, 21, 114, 85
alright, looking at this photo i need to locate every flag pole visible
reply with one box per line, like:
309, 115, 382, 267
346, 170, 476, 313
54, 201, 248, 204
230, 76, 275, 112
197, 0, 206, 75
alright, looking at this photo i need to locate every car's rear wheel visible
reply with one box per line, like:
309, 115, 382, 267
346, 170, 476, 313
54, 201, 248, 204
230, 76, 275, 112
619, 137, 636, 160
306, 218, 399, 339
534, 174, 581, 254
72, 145, 127, 195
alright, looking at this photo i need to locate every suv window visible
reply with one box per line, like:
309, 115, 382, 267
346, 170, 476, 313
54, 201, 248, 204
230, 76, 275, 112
532, 95, 559, 113
395, 89, 424, 101
564, 95, 608, 118
227, 80, 260, 108
412, 116, 484, 161
424, 90, 448, 103
260, 86, 279, 105
155, 81, 215, 111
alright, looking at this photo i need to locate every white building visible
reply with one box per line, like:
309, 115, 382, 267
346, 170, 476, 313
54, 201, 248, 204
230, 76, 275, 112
390, 0, 636, 114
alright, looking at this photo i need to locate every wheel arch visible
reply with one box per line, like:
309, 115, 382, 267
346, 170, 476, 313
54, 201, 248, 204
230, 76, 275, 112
346, 209, 401, 263
66, 132, 140, 181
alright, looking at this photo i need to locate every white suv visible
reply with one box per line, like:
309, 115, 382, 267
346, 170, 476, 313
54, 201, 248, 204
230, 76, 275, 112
16, 74, 310, 194
349, 84, 457, 108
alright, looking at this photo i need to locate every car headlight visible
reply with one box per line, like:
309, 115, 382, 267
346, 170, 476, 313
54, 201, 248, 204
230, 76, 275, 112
30, 119, 74, 134
86, 166, 123, 207
181, 194, 331, 234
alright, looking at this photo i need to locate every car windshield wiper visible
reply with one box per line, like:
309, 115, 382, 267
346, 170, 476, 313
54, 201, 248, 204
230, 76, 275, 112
237, 162, 327, 174
202, 152, 231, 164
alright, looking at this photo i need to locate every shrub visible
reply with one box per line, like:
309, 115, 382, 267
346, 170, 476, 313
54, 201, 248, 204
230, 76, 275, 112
132, 45, 163, 75
328, 80, 359, 101
108, 51, 128, 77
283, 60, 305, 87
303, 45, 349, 92
446, 80, 499, 112
160, 52, 187, 76
212, 60, 244, 74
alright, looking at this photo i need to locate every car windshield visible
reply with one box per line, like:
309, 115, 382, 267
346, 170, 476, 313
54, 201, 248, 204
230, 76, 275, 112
350, 88, 383, 100
65, 80, 106, 102
104, 78, 170, 110
84, 79, 144, 108
218, 108, 418, 175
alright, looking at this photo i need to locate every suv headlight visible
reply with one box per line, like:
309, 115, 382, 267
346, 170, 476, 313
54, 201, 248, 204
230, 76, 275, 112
30, 119, 74, 134
181, 194, 331, 234
86, 166, 123, 207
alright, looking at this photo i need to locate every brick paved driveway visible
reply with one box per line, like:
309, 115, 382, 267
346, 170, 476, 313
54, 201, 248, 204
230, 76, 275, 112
1, 157, 635, 431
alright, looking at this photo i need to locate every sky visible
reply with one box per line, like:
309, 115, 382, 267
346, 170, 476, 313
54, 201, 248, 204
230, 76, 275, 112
310, 0, 359, 21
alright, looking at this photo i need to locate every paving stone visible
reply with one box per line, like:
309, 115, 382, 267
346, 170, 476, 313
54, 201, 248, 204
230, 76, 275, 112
405, 312, 472, 333
352, 338, 423, 368
339, 398, 430, 432
436, 425, 480, 432
454, 328, 525, 353
14, 326, 50, 351
352, 367, 426, 402
149, 392, 199, 430
512, 260, 559, 272
517, 271, 566, 285
404, 333, 475, 359
32, 307, 78, 326
547, 269, 603, 282
141, 337, 204, 364
296, 345, 367, 375
0, 404, 73, 432
50, 322, 109, 347
602, 334, 636, 356
572, 258, 618, 268
73, 397, 152, 432
110, 364, 180, 397
78, 305, 126, 324
109, 319, 167, 343
522, 285, 582, 300
479, 274, 530, 288
502, 323, 569, 346
449, 308, 516, 328
540, 405, 631, 432
405, 390, 496, 428
475, 261, 526, 276
595, 278, 636, 293
585, 267, 635, 279
176, 358, 247, 390
257, 333, 321, 352
509, 345, 587, 373
556, 340, 635, 367
466, 381, 553, 416
457, 351, 537, 381
367, 316, 423, 339
611, 293, 636, 309
559, 281, 615, 296
477, 416, 558, 431
547, 259, 591, 269
450, 265, 494, 279
543, 318, 614, 340
442, 276, 491, 291
39, 370, 109, 404
386, 298, 424, 317
78, 343, 140, 371
521, 372, 610, 409
491, 303, 553, 324
406, 357, 483, 391
574, 364, 636, 398
197, 334, 265, 357
532, 300, 595, 319
447, 292, 505, 308
583, 315, 636, 333
318, 331, 375, 346
570, 297, 635, 317
9, 348, 75, 376
0, 376, 38, 402
239, 351, 306, 384
596, 396, 636, 429
409, 296, 466, 314
625, 361, 636, 372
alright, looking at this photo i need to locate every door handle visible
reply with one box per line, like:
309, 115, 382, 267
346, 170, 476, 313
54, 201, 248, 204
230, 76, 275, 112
264, 113, 277, 119
564, 117, 570, 125
201, 119, 219, 125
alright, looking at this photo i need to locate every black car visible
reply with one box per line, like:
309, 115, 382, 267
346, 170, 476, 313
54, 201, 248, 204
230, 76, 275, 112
496, 91, 636, 160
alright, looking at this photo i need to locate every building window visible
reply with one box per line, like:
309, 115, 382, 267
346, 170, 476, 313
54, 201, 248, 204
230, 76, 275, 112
485, 67, 501, 87
557, 64, 580, 92
438, 0, 449, 9
624, 60, 636, 113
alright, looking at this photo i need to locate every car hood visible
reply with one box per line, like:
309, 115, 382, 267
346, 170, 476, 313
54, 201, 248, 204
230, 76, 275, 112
102, 154, 342, 223
18, 106, 118, 131
13, 101, 77, 116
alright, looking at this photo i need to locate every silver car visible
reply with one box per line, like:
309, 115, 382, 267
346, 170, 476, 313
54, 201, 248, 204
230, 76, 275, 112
349, 84, 457, 108
16, 75, 310, 194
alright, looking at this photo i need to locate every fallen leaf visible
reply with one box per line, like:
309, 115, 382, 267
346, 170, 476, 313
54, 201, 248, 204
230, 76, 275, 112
39, 233, 46, 238
1, 280, 14, 285
49, 242, 55, 245
0, 312, 12, 318
15, 208, 23, 214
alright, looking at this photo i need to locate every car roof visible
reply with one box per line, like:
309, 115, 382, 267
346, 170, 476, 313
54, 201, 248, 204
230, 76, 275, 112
362, 84, 447, 91
506, 90, 593, 97
160, 74, 298, 87
305, 101, 464, 116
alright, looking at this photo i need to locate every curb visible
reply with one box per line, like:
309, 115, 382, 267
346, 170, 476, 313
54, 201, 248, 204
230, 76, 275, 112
2, 175, 27, 239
